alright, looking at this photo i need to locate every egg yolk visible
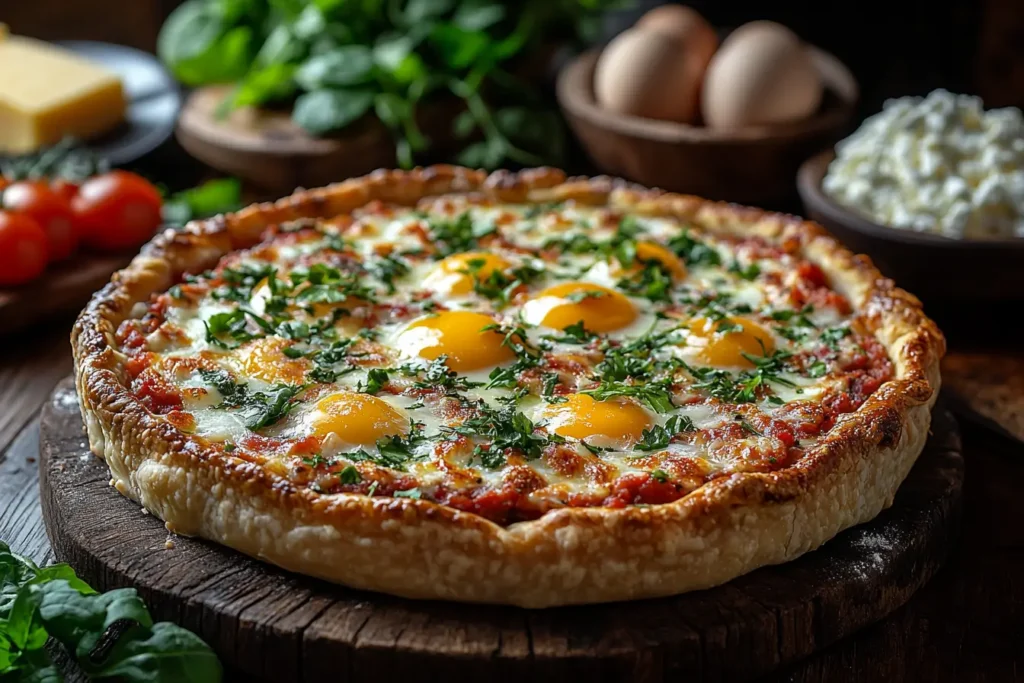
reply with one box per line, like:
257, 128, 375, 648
523, 282, 636, 333
424, 252, 512, 295
239, 337, 309, 385
396, 311, 516, 372
687, 316, 775, 368
312, 393, 409, 445
541, 393, 653, 447
633, 241, 687, 281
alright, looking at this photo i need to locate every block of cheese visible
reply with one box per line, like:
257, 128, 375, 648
0, 27, 127, 154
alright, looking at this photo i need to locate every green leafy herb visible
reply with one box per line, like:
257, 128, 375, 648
634, 415, 695, 452
0, 137, 110, 183
349, 428, 428, 471
428, 212, 495, 256
158, 1, 620, 169
402, 357, 482, 395
0, 540, 221, 682
821, 326, 851, 351
668, 230, 721, 267
199, 368, 303, 430
448, 405, 553, 463
338, 465, 362, 484
162, 178, 243, 228
729, 260, 761, 281
582, 380, 676, 414
807, 360, 829, 378
545, 320, 595, 344
360, 368, 390, 395
393, 487, 422, 499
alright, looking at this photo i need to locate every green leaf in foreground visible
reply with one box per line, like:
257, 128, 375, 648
0, 541, 221, 682
292, 89, 374, 135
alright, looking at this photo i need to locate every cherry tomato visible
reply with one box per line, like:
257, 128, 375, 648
0, 212, 48, 287
73, 171, 163, 251
2, 181, 78, 261
50, 178, 81, 204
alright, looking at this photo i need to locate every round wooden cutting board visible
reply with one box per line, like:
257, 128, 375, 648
39, 378, 963, 683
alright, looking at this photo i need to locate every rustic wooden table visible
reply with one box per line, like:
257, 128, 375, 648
0, 313, 1021, 682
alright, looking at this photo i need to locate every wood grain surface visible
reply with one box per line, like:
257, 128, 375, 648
943, 351, 1024, 445
0, 254, 132, 337
38, 376, 963, 683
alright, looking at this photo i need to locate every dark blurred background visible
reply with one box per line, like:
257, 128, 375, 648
5, 0, 1023, 118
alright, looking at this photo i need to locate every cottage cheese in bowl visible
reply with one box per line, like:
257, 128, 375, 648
823, 89, 1024, 239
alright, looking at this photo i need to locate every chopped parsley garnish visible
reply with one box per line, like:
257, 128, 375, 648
683, 348, 798, 405
368, 253, 409, 293
204, 310, 254, 349
212, 263, 277, 302
484, 322, 544, 390
401, 356, 483, 394
729, 260, 761, 280
650, 469, 670, 483
360, 368, 390, 394
668, 230, 721, 267
635, 414, 695, 451
807, 360, 829, 378
339, 465, 362, 484
349, 427, 428, 471
546, 320, 595, 344
464, 261, 543, 306
617, 262, 673, 302
428, 212, 495, 255
198, 368, 304, 430
449, 406, 554, 466
582, 379, 676, 413
821, 326, 851, 350
303, 454, 328, 467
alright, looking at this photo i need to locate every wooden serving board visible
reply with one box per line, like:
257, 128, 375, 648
943, 351, 1024, 446
39, 378, 964, 683
0, 253, 132, 336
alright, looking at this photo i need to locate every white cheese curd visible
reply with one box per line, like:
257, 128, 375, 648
823, 89, 1024, 239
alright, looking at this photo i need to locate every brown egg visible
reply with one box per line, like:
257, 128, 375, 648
594, 24, 710, 124
636, 4, 718, 53
701, 21, 823, 129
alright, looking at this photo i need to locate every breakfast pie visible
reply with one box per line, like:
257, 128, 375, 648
73, 167, 944, 607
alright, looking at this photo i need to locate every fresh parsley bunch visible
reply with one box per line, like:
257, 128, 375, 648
0, 542, 221, 682
158, 0, 626, 169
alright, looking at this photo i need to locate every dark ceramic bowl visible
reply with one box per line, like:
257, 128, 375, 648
797, 149, 1024, 308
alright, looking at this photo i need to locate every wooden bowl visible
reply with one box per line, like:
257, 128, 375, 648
176, 86, 458, 195
556, 48, 858, 204
797, 149, 1024, 306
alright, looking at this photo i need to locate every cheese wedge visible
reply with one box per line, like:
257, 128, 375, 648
0, 27, 126, 154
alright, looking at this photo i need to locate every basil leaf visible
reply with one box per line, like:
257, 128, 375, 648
230, 63, 298, 108
296, 47, 374, 90
36, 582, 153, 658
453, 3, 505, 31
158, 2, 253, 86
85, 622, 222, 682
292, 89, 374, 135
429, 23, 489, 69
403, 0, 455, 23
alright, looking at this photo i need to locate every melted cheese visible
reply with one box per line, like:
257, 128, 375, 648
129, 199, 884, 522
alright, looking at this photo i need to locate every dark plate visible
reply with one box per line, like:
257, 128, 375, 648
53, 41, 182, 165
797, 149, 1024, 309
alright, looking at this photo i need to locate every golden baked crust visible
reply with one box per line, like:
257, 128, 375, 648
72, 166, 944, 607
